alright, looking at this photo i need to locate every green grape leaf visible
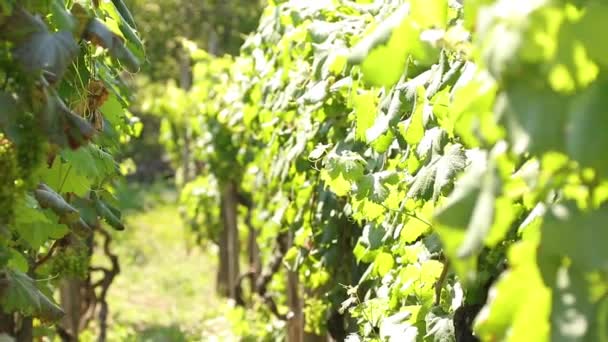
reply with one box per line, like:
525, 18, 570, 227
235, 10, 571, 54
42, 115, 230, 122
498, 79, 569, 155
7, 249, 28, 273
415, 127, 446, 161
50, 0, 76, 32
407, 144, 466, 201
360, 223, 387, 250
474, 230, 550, 341
37, 157, 92, 196
354, 90, 378, 142
373, 251, 395, 277
34, 184, 79, 223
0, 269, 64, 322
9, 9, 78, 80
61, 145, 117, 182
425, 310, 455, 342
92, 192, 124, 231
546, 266, 607, 341
366, 111, 391, 144
348, 4, 409, 65
99, 94, 126, 128
84, 18, 139, 73
576, 3, 608, 67
410, 0, 447, 29
349, 4, 436, 87
12, 195, 68, 249
380, 311, 418, 341
321, 151, 366, 197
539, 204, 608, 281
403, 89, 425, 146
435, 157, 498, 259
355, 171, 400, 204
353, 242, 378, 264
449, 69, 499, 148
566, 79, 608, 177
484, 197, 522, 248
400, 202, 434, 243
301, 80, 328, 104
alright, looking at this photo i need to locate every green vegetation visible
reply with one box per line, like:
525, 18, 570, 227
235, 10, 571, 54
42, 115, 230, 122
0, 0, 143, 340
149, 0, 608, 340
79, 183, 235, 341
3, 0, 608, 341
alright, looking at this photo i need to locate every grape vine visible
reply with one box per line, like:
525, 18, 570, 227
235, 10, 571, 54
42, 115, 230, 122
0, 0, 141, 340
150, 0, 608, 340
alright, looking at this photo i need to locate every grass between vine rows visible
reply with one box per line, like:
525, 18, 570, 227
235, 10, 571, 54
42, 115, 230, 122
78, 182, 236, 341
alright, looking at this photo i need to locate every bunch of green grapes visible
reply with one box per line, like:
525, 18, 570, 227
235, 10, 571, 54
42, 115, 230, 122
47, 246, 91, 279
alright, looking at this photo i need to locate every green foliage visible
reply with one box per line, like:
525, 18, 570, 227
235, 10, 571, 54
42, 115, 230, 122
152, 0, 608, 340
0, 0, 140, 336
123, 0, 264, 81
0, 269, 64, 322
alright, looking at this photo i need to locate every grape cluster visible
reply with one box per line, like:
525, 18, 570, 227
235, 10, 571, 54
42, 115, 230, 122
47, 246, 91, 279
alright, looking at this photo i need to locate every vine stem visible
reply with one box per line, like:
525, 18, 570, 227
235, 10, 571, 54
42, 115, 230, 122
435, 258, 450, 306
382, 203, 433, 227
33, 240, 60, 270
58, 164, 72, 193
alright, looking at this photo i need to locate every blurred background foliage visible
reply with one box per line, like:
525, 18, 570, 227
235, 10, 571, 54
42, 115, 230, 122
126, 0, 265, 81
119, 0, 265, 182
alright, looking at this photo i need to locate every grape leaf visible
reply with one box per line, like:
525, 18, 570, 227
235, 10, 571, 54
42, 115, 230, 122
474, 229, 550, 341
373, 252, 395, 277
498, 79, 569, 155
407, 144, 466, 201
355, 171, 400, 204
61, 145, 117, 182
566, 78, 608, 177
547, 266, 606, 341
380, 311, 418, 341
403, 91, 425, 146
434, 158, 498, 259
575, 3, 608, 67
354, 90, 379, 142
360, 223, 387, 250
37, 156, 92, 196
425, 310, 455, 342
0, 269, 64, 322
321, 151, 366, 197
349, 4, 438, 87
12, 195, 68, 249
34, 183, 78, 222
538, 204, 608, 281
9, 9, 78, 80
84, 18, 139, 73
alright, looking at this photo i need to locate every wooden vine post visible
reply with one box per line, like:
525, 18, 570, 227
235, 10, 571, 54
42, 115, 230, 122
286, 229, 304, 342
217, 181, 241, 299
